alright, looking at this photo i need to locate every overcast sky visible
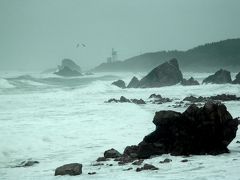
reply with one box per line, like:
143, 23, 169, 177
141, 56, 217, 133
0, 0, 240, 70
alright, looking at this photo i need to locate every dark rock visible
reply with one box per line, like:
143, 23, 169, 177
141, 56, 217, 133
132, 159, 144, 166
136, 164, 159, 172
123, 145, 139, 158
96, 157, 108, 162
55, 163, 82, 176
131, 99, 146, 104
202, 69, 232, 84
92, 163, 104, 166
54, 59, 82, 77
236, 141, 240, 144
181, 159, 188, 163
117, 155, 134, 165
232, 72, 240, 84
160, 158, 172, 164
123, 167, 133, 171
104, 148, 122, 158
149, 94, 172, 104
138, 58, 183, 88
15, 160, 39, 168
126, 102, 238, 159
183, 94, 240, 103
127, 76, 140, 88
112, 80, 126, 88
88, 172, 96, 175
120, 96, 131, 103
181, 77, 200, 86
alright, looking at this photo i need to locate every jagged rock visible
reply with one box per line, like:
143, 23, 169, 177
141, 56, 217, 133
122, 102, 238, 159
202, 69, 232, 84
232, 72, 240, 84
149, 94, 172, 104
112, 80, 126, 88
123, 167, 133, 171
117, 155, 134, 165
54, 59, 82, 77
181, 159, 188, 163
181, 77, 200, 86
127, 76, 140, 88
104, 148, 122, 158
123, 145, 139, 158
160, 158, 172, 164
136, 164, 159, 172
183, 94, 240, 103
119, 96, 131, 103
55, 163, 82, 176
14, 160, 39, 168
131, 99, 146, 104
138, 59, 183, 88
92, 163, 104, 166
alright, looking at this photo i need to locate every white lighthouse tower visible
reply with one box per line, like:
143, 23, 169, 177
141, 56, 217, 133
111, 48, 118, 62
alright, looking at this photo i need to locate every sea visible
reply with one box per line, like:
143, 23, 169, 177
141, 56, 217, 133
0, 71, 239, 180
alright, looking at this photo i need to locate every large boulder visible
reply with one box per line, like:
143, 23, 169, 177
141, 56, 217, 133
232, 72, 240, 84
127, 76, 140, 88
54, 59, 82, 77
181, 77, 200, 86
55, 163, 82, 176
112, 80, 126, 88
104, 148, 122, 158
138, 58, 183, 88
125, 102, 238, 158
202, 69, 232, 84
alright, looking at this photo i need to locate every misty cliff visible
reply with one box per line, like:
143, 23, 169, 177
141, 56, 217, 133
93, 38, 240, 72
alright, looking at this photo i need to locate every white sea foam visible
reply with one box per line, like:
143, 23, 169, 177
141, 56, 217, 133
0, 71, 240, 180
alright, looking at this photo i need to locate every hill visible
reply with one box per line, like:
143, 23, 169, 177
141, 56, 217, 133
93, 38, 240, 72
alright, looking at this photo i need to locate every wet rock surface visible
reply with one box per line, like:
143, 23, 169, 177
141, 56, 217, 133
181, 77, 200, 86
106, 96, 146, 104
104, 148, 122, 158
203, 69, 232, 84
136, 164, 159, 172
149, 94, 172, 104
55, 163, 82, 176
127, 76, 140, 88
14, 160, 39, 168
183, 94, 240, 103
112, 80, 126, 88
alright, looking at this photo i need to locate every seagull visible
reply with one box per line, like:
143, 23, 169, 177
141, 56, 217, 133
81, 43, 86, 47
76, 43, 80, 48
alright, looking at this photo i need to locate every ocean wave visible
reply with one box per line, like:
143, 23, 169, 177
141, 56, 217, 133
0, 78, 15, 89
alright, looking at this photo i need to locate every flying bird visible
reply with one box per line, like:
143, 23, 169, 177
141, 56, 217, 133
81, 43, 86, 47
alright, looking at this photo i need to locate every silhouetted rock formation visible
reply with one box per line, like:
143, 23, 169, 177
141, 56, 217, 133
202, 69, 232, 84
104, 149, 122, 158
112, 80, 126, 88
55, 163, 82, 176
54, 59, 82, 77
232, 72, 240, 84
149, 94, 172, 104
181, 77, 200, 86
138, 59, 183, 88
183, 94, 240, 103
106, 96, 146, 104
136, 164, 158, 172
121, 102, 238, 159
127, 76, 140, 88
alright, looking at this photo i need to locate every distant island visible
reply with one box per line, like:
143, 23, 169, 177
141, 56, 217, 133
93, 38, 240, 72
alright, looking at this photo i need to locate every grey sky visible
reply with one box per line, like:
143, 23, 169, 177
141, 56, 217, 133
0, 0, 240, 70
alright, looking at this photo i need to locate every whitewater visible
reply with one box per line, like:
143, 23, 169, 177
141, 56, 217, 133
0, 71, 240, 180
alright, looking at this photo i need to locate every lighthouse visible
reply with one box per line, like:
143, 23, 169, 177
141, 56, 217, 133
106, 48, 118, 63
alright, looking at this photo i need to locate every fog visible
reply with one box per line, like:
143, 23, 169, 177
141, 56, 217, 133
0, 0, 240, 71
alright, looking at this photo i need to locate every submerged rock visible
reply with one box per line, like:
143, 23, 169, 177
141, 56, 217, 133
14, 160, 39, 168
138, 58, 183, 88
136, 164, 159, 172
181, 77, 200, 86
202, 69, 232, 84
55, 163, 82, 176
127, 76, 140, 88
149, 94, 172, 104
106, 96, 146, 104
232, 72, 240, 84
112, 80, 126, 89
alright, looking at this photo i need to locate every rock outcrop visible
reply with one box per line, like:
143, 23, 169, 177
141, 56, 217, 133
202, 69, 232, 84
112, 80, 126, 89
137, 59, 183, 88
127, 77, 140, 88
149, 94, 172, 104
55, 163, 82, 176
232, 72, 240, 84
54, 59, 82, 77
183, 94, 240, 103
181, 77, 200, 86
123, 102, 238, 159
106, 96, 146, 104
14, 160, 39, 168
